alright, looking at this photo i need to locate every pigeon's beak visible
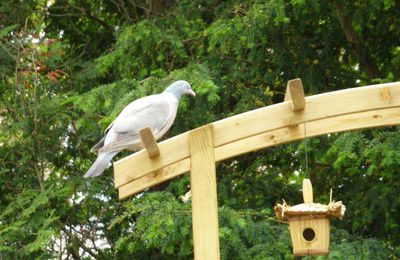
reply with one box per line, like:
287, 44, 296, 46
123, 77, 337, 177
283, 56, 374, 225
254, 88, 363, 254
188, 89, 196, 97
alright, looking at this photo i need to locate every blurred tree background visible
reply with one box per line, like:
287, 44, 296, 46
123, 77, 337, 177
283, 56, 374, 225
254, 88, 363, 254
1, 0, 400, 258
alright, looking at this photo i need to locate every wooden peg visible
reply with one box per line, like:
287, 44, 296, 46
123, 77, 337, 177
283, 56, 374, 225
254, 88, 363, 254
302, 179, 313, 203
139, 127, 160, 158
284, 78, 305, 111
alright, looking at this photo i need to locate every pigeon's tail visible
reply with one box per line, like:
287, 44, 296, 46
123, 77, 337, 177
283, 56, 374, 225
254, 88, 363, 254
84, 151, 119, 178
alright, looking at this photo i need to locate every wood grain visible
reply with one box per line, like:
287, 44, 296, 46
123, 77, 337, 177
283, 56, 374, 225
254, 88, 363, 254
284, 78, 305, 111
114, 82, 400, 190
302, 179, 313, 203
118, 159, 190, 199
289, 217, 330, 256
139, 127, 160, 158
117, 106, 400, 197
189, 125, 220, 260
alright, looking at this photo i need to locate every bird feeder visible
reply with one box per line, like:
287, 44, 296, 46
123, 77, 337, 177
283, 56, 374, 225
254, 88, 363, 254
274, 179, 345, 256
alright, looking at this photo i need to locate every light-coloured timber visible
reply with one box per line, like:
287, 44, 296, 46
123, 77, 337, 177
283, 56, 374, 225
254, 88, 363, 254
302, 179, 313, 203
115, 132, 189, 188
118, 106, 400, 197
189, 125, 220, 260
118, 159, 190, 199
284, 78, 306, 111
289, 217, 330, 256
114, 82, 400, 192
139, 127, 160, 158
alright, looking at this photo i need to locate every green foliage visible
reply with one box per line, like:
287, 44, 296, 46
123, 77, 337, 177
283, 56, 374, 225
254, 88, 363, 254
0, 184, 71, 257
1, 0, 400, 258
95, 19, 189, 80
320, 130, 400, 243
110, 192, 193, 258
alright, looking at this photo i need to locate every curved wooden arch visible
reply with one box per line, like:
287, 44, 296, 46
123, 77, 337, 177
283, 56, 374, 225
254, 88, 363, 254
113, 80, 400, 260
114, 81, 400, 199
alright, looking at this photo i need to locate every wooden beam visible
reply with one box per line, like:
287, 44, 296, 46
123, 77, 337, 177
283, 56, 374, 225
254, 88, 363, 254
118, 107, 400, 196
139, 127, 160, 158
189, 125, 220, 260
284, 78, 306, 111
118, 159, 190, 200
115, 132, 189, 187
302, 179, 313, 203
114, 82, 400, 189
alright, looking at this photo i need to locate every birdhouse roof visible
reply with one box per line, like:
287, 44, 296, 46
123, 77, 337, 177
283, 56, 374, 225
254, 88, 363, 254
274, 201, 346, 221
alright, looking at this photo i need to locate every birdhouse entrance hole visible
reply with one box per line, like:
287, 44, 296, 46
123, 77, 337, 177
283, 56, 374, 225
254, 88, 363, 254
303, 228, 316, 242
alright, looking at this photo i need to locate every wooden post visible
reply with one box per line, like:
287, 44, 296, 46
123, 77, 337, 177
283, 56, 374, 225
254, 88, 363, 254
189, 125, 220, 260
139, 127, 160, 158
285, 78, 306, 111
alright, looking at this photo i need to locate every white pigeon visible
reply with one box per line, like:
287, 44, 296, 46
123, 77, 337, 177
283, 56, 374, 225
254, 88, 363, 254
84, 80, 196, 178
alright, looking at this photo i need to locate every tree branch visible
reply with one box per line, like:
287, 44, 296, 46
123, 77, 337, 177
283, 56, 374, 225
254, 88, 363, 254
334, 3, 381, 79
58, 221, 107, 260
83, 9, 115, 32
127, 0, 164, 16
53, 4, 115, 32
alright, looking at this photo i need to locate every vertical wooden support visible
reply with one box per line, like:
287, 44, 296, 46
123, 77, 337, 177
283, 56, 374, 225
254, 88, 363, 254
189, 125, 220, 260
302, 179, 313, 203
139, 127, 160, 158
285, 78, 306, 111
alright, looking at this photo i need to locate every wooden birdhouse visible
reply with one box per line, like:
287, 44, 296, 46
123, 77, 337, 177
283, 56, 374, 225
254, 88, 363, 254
274, 179, 346, 256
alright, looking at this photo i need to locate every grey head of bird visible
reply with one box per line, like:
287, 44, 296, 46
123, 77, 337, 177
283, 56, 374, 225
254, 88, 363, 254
163, 80, 196, 99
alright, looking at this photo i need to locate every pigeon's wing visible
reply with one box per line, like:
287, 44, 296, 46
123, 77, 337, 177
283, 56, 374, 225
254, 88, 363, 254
99, 95, 175, 153
104, 120, 115, 134
113, 96, 172, 134
90, 117, 117, 152
93, 95, 165, 153
90, 121, 115, 153
90, 136, 106, 152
